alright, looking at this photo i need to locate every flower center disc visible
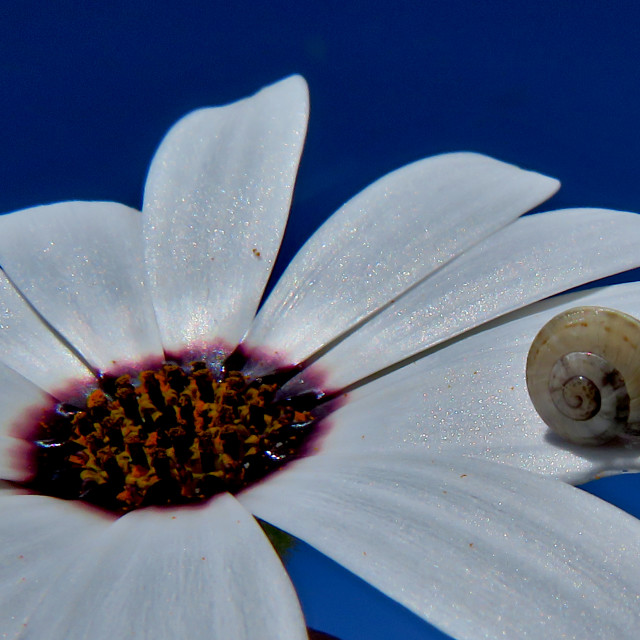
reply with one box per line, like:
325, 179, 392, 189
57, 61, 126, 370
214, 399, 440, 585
29, 362, 315, 513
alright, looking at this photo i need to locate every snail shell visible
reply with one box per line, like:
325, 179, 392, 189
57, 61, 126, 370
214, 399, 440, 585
526, 306, 640, 445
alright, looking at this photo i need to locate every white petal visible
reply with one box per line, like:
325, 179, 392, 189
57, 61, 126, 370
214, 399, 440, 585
243, 153, 558, 375
0, 481, 23, 496
143, 76, 309, 360
0, 201, 164, 376
0, 360, 53, 481
284, 208, 640, 396
0, 268, 95, 395
321, 282, 640, 483
0, 436, 33, 482
24, 494, 307, 640
0, 360, 51, 439
0, 495, 111, 637
240, 451, 640, 640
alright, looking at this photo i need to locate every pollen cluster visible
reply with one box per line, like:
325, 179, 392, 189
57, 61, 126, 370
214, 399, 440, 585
32, 363, 314, 513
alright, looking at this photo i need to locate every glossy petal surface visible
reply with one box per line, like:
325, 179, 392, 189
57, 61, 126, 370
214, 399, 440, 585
0, 201, 164, 375
284, 208, 640, 396
143, 76, 308, 360
0, 495, 110, 636
20, 494, 307, 640
244, 153, 558, 375
321, 282, 640, 483
240, 451, 640, 640
0, 268, 94, 396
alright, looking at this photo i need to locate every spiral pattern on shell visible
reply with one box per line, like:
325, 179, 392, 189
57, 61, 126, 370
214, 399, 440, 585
526, 306, 640, 445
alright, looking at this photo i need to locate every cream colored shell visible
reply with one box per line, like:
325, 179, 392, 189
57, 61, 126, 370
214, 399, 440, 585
526, 306, 640, 445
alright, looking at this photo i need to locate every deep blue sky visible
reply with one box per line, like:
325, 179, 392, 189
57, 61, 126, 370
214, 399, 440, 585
2, 2, 640, 638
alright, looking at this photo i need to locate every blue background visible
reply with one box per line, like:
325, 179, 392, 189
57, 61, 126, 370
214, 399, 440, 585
2, 2, 640, 638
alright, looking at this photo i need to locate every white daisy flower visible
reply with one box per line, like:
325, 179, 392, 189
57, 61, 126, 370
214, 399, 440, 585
2, 75, 640, 639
